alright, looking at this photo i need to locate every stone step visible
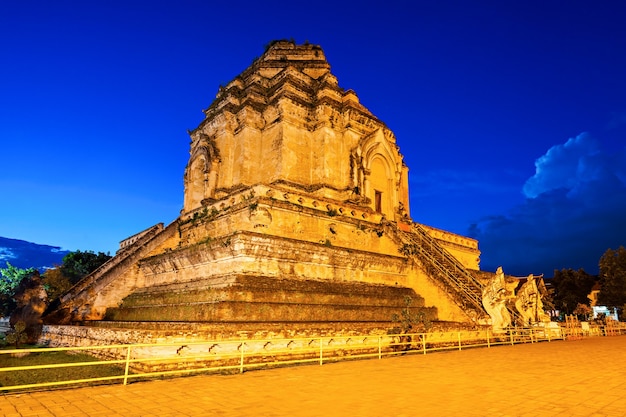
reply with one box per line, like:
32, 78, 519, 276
119, 285, 426, 309
116, 275, 427, 310
104, 299, 437, 323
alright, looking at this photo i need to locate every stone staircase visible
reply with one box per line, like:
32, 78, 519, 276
44, 222, 176, 324
382, 221, 487, 320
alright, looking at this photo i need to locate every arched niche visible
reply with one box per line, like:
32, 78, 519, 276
183, 154, 208, 213
355, 129, 403, 219
369, 155, 393, 214
183, 133, 220, 213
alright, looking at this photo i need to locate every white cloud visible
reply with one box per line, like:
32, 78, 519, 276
522, 133, 602, 198
0, 248, 16, 261
471, 133, 626, 276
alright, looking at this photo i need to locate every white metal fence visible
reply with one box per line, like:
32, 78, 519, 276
1, 323, 625, 393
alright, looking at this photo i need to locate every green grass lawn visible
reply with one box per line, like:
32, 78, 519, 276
0, 347, 129, 392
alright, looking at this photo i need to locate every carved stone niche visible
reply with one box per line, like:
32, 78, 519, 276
249, 206, 272, 228
349, 128, 410, 220
183, 132, 220, 214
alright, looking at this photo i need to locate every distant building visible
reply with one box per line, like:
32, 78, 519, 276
588, 282, 618, 320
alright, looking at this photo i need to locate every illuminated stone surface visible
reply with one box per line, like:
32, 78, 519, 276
44, 41, 485, 340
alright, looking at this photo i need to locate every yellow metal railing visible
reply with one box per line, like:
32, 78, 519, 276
1, 324, 624, 393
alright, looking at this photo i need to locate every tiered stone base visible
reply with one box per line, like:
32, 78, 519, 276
103, 275, 437, 324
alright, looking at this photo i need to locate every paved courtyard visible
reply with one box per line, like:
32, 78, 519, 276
1, 336, 625, 417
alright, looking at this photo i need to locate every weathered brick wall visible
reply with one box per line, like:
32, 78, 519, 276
104, 275, 437, 323
39, 322, 490, 372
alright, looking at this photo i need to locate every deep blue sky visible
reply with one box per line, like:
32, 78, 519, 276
1, 1, 625, 276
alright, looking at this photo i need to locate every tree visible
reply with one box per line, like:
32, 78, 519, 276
41, 267, 72, 300
552, 268, 596, 315
573, 303, 592, 321
5, 320, 28, 348
390, 296, 432, 334
10, 271, 48, 343
60, 250, 111, 285
0, 262, 36, 316
598, 246, 626, 317
388, 296, 432, 351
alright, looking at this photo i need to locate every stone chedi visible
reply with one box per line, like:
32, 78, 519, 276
45, 41, 488, 338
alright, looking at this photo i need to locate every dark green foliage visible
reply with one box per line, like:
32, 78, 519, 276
388, 296, 431, 352
399, 243, 417, 256
389, 296, 431, 334
598, 246, 626, 315
5, 320, 28, 348
0, 262, 36, 316
0, 262, 35, 296
552, 268, 596, 315
60, 250, 112, 286
41, 267, 71, 300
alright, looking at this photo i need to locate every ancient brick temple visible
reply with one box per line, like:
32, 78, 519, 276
45, 41, 486, 339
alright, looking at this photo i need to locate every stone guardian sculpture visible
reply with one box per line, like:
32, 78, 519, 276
482, 266, 512, 332
514, 274, 550, 326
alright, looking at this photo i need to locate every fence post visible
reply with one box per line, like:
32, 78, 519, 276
319, 338, 323, 365
123, 345, 131, 386
486, 329, 490, 348
378, 336, 382, 360
422, 333, 426, 355
510, 329, 514, 346
240, 342, 245, 373
458, 332, 462, 351
547, 326, 551, 342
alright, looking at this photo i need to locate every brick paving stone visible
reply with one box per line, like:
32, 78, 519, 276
1, 336, 625, 416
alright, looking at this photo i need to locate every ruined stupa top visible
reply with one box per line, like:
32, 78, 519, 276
183, 40, 410, 222
241, 40, 332, 80
197, 39, 374, 122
